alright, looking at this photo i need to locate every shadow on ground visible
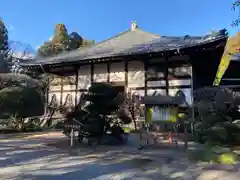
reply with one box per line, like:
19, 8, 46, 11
1, 131, 240, 180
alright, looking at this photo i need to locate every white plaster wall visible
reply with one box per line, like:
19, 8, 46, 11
63, 85, 76, 91
147, 67, 165, 79
147, 80, 166, 87
110, 62, 125, 82
75, 91, 88, 105
48, 92, 61, 105
128, 61, 144, 88
168, 66, 191, 76
168, 79, 191, 87
62, 91, 76, 106
147, 89, 166, 96
62, 75, 76, 91
130, 90, 145, 97
78, 65, 91, 89
75, 92, 82, 104
94, 63, 108, 82
169, 88, 192, 105
49, 85, 61, 92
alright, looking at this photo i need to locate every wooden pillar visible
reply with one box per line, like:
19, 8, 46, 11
124, 60, 128, 90
164, 56, 169, 95
90, 62, 94, 84
44, 77, 50, 114
75, 65, 79, 106
60, 70, 64, 107
144, 60, 148, 96
107, 62, 110, 83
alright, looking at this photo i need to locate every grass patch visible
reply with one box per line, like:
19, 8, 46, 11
187, 146, 240, 164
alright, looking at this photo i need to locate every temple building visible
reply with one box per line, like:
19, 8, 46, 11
22, 22, 228, 110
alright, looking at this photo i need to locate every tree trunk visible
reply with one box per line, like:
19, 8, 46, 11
133, 117, 137, 131
16, 118, 25, 132
40, 109, 54, 127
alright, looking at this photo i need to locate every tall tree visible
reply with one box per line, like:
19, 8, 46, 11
0, 18, 9, 72
37, 24, 95, 57
0, 18, 9, 59
37, 41, 54, 57
37, 24, 70, 57
0, 53, 8, 73
51, 24, 71, 53
69, 32, 84, 49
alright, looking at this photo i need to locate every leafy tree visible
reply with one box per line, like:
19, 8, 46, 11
0, 73, 43, 90
51, 24, 71, 53
0, 18, 9, 61
37, 24, 95, 57
37, 24, 70, 57
192, 87, 240, 145
0, 87, 44, 131
0, 73, 46, 131
0, 53, 8, 73
37, 41, 54, 57
69, 32, 84, 49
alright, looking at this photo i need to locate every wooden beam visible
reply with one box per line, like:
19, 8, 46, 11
219, 85, 240, 88
222, 78, 240, 81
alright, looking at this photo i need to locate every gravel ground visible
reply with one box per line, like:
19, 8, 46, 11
0, 131, 239, 180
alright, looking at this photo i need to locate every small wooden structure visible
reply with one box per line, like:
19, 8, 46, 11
139, 93, 188, 149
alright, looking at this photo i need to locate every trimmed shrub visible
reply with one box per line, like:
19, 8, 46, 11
0, 86, 44, 119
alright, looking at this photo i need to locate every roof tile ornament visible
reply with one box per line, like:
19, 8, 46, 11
131, 21, 138, 31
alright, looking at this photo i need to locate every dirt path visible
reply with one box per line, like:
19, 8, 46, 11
0, 131, 239, 180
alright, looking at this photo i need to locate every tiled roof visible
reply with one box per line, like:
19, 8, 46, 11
21, 28, 228, 66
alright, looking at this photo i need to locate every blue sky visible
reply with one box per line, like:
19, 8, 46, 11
0, 0, 238, 50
